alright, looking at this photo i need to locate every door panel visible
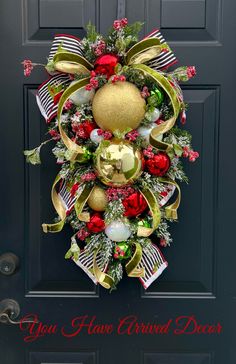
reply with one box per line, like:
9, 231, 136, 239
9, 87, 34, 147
1, 0, 236, 363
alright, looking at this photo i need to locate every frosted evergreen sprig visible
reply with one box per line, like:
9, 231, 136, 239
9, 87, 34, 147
85, 233, 114, 266
104, 199, 125, 225
137, 172, 166, 193
156, 219, 173, 246
167, 158, 189, 183
107, 261, 123, 291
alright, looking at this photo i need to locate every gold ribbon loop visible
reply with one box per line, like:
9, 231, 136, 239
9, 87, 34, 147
57, 78, 90, 161
53, 52, 93, 75
42, 175, 66, 233
159, 178, 181, 220
125, 38, 163, 65
132, 64, 181, 149
74, 185, 94, 222
138, 187, 161, 237
126, 242, 145, 277
93, 249, 114, 289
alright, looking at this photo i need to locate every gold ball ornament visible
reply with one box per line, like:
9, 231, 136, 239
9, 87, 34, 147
87, 186, 108, 211
94, 139, 142, 187
92, 81, 146, 132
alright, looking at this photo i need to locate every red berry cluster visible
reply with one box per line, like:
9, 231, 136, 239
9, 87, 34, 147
114, 245, 125, 259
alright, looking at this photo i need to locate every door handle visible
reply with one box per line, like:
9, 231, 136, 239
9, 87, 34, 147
0, 299, 36, 325
0, 253, 19, 275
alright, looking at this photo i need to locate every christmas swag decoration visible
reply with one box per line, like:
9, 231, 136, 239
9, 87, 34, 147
23, 19, 199, 290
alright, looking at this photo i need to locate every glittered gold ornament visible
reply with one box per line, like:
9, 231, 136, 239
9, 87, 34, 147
95, 139, 142, 187
92, 81, 146, 132
87, 186, 108, 211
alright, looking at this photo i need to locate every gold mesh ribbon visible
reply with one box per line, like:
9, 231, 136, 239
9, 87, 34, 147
42, 175, 66, 233
159, 178, 181, 220
125, 242, 145, 277
93, 249, 114, 289
57, 77, 90, 161
138, 187, 161, 237
133, 64, 181, 151
53, 51, 93, 75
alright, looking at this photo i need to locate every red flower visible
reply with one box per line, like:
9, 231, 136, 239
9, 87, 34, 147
123, 192, 148, 217
146, 153, 171, 176
86, 213, 105, 233
94, 54, 119, 79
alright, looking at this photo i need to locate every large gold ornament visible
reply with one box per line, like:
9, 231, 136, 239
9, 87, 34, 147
87, 186, 108, 211
94, 139, 142, 187
92, 81, 146, 132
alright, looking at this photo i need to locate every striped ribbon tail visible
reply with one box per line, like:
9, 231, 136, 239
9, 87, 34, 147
159, 183, 176, 207
58, 179, 77, 214
144, 29, 177, 71
138, 244, 168, 289
72, 249, 107, 285
36, 73, 71, 122
168, 77, 184, 103
48, 34, 84, 61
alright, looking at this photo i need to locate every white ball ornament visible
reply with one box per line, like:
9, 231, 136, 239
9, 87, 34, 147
138, 123, 157, 143
105, 221, 131, 242
69, 81, 95, 106
138, 123, 163, 144
90, 129, 104, 144
146, 107, 161, 122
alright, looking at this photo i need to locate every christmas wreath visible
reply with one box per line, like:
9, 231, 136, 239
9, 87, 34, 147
23, 19, 199, 290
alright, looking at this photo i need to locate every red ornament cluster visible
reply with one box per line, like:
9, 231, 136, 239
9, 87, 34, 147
145, 152, 171, 176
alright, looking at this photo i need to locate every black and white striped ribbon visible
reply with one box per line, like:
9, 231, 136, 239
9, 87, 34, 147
36, 73, 71, 122
159, 184, 176, 207
58, 179, 77, 212
73, 249, 107, 285
144, 29, 177, 71
48, 33, 84, 61
138, 243, 168, 289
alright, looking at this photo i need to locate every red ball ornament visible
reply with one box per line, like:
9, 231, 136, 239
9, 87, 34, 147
94, 54, 119, 78
146, 152, 171, 176
86, 213, 105, 233
123, 192, 148, 217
